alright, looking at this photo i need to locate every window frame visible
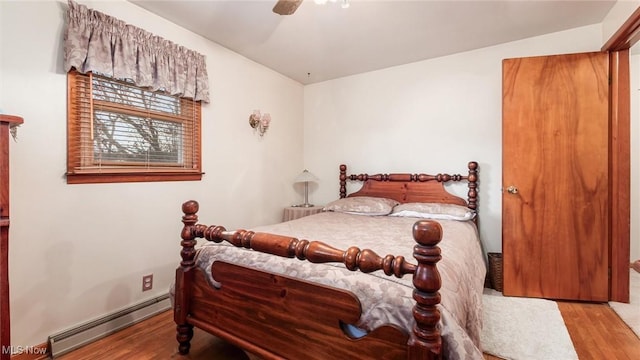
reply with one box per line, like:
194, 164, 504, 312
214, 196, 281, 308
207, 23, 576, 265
66, 70, 203, 184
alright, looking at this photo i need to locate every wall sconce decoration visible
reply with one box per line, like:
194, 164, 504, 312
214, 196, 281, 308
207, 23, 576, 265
249, 110, 271, 137
293, 169, 319, 207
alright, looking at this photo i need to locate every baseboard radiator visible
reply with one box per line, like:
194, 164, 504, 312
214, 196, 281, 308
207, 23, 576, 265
48, 293, 171, 358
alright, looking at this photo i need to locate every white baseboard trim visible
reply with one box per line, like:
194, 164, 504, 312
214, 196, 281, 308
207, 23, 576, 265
48, 293, 171, 358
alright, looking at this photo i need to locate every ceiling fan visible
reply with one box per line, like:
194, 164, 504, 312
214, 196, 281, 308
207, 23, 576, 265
273, 0, 304, 15
273, 0, 350, 15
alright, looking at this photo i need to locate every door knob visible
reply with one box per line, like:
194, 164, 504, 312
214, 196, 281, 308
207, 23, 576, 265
506, 185, 519, 194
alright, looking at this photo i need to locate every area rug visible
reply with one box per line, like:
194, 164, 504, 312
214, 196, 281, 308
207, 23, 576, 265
609, 269, 640, 339
481, 290, 578, 360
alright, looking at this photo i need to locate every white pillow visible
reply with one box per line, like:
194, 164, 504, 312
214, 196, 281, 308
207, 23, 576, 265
323, 196, 399, 216
389, 202, 476, 221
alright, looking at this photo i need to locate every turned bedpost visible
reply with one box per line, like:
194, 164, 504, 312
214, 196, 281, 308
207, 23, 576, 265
339, 164, 347, 198
408, 220, 443, 360
467, 161, 478, 211
180, 200, 200, 268
175, 200, 200, 355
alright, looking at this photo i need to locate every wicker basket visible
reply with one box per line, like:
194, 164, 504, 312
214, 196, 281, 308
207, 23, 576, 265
487, 252, 503, 292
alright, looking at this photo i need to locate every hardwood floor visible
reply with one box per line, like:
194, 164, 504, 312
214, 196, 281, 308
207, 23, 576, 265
57, 302, 640, 360
557, 301, 640, 360
56, 311, 250, 360
483, 301, 640, 360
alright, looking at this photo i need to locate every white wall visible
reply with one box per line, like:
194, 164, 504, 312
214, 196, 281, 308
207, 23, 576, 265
602, 0, 640, 44
0, 0, 303, 347
303, 24, 606, 257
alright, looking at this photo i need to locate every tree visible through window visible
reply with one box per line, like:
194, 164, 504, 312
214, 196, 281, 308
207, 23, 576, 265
67, 70, 202, 184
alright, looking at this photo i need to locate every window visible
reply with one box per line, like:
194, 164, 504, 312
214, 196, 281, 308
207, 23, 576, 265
66, 70, 202, 184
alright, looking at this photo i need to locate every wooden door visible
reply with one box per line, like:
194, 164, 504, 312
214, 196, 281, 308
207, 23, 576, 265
502, 52, 609, 301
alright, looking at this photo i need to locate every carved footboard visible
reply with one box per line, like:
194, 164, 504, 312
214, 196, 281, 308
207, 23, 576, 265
174, 201, 444, 360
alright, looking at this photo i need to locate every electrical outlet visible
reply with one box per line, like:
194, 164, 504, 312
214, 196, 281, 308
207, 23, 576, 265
142, 274, 153, 291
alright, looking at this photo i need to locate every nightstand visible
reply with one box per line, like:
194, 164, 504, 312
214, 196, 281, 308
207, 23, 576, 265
282, 206, 324, 222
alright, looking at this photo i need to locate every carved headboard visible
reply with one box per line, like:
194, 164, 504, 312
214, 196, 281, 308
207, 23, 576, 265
339, 162, 478, 211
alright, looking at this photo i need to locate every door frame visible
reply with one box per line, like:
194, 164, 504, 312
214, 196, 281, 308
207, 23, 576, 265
602, 7, 640, 302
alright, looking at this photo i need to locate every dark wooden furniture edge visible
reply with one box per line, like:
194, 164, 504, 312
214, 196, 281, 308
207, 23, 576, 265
0, 115, 24, 125
174, 162, 479, 359
1, 114, 23, 360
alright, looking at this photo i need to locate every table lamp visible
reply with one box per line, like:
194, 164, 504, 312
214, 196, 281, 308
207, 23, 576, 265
293, 169, 319, 207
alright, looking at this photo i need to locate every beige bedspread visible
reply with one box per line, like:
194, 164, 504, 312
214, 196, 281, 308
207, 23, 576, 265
194, 211, 486, 360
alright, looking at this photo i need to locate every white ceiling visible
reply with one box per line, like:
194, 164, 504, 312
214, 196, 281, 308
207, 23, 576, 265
129, 0, 617, 84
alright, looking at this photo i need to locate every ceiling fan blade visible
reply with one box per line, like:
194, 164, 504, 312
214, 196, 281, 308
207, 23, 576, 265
273, 0, 303, 15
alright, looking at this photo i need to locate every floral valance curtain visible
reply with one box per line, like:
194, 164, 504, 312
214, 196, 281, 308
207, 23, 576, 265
64, 0, 210, 103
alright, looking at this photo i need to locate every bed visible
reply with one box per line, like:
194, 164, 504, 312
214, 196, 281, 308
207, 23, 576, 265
174, 162, 484, 360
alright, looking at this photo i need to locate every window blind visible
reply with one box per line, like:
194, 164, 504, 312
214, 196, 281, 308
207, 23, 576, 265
67, 70, 202, 184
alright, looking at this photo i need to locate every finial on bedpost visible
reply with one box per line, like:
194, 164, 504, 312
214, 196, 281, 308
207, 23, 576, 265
467, 161, 478, 212
181, 200, 199, 268
339, 164, 347, 198
409, 220, 442, 359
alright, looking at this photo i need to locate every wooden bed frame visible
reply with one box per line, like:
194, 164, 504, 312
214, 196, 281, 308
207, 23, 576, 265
174, 162, 478, 360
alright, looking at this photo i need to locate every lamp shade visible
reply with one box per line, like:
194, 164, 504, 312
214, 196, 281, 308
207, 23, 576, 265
294, 169, 319, 183
293, 170, 319, 207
